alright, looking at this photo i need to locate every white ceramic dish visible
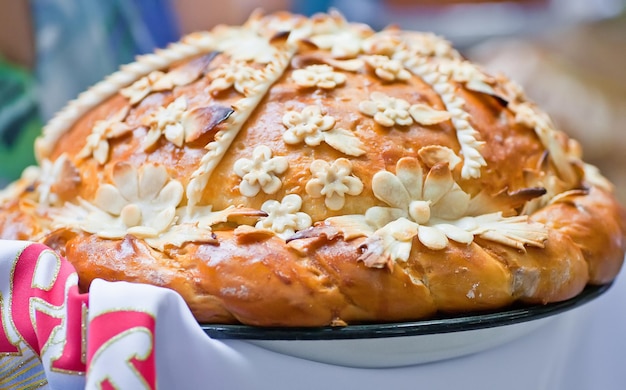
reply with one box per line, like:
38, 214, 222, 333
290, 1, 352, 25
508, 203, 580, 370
202, 284, 610, 368
245, 317, 553, 367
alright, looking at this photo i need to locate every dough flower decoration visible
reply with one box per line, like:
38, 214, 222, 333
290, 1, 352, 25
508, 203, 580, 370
207, 60, 264, 96
363, 55, 411, 82
215, 27, 278, 64
362, 32, 403, 57
359, 92, 450, 127
282, 105, 365, 156
142, 97, 189, 149
120, 54, 216, 106
405, 32, 459, 59
511, 101, 578, 185
368, 31, 458, 62
581, 163, 613, 193
120, 71, 166, 105
438, 60, 496, 95
146, 205, 266, 251
358, 157, 548, 268
255, 194, 312, 239
250, 12, 303, 37
292, 64, 346, 89
53, 163, 183, 241
151, 53, 216, 91
309, 23, 370, 58
36, 153, 80, 207
306, 158, 363, 210
0, 166, 40, 205
77, 106, 133, 164
494, 75, 526, 104
234, 145, 289, 197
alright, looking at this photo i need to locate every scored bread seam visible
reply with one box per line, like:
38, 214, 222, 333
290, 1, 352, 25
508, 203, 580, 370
186, 44, 297, 209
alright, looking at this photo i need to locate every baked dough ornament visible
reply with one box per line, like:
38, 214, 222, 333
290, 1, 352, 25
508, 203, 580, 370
1, 11, 624, 326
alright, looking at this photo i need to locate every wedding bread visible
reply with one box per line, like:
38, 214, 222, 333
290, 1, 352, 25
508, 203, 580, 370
1, 11, 624, 326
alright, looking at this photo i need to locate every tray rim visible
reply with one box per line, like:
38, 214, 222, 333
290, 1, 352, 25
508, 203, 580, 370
200, 283, 612, 341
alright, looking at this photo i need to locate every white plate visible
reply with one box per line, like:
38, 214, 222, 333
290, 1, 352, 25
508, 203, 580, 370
245, 317, 553, 367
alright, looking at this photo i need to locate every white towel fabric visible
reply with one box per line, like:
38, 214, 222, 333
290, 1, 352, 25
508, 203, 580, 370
0, 239, 624, 390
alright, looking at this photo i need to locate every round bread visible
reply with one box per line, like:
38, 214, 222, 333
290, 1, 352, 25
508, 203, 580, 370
1, 11, 624, 326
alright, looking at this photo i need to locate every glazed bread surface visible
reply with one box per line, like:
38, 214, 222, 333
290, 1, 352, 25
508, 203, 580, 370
1, 11, 624, 326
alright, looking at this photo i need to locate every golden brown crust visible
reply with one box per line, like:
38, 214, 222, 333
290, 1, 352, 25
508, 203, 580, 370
0, 11, 624, 326
476, 229, 589, 304
531, 187, 626, 284
0, 200, 40, 241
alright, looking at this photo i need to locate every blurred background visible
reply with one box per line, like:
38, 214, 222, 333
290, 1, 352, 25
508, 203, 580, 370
1, 0, 625, 203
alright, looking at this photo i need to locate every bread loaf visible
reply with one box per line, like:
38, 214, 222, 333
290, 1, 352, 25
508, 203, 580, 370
1, 11, 624, 326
